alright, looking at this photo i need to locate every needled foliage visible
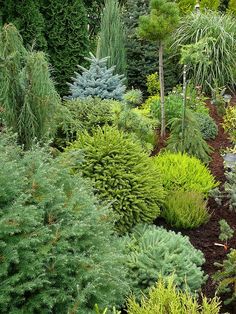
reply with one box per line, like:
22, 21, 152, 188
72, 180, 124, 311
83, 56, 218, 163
195, 112, 218, 140
222, 106, 236, 144
153, 152, 217, 194
1, 0, 47, 50
213, 249, 236, 305
126, 224, 207, 297
176, 0, 195, 15
174, 12, 236, 92
41, 0, 89, 96
0, 132, 130, 313
64, 126, 165, 233
228, 0, 236, 14
123, 89, 143, 107
98, 0, 126, 76
127, 276, 221, 314
0, 24, 60, 149
67, 53, 126, 101
200, 0, 220, 11
166, 109, 212, 164
163, 190, 210, 229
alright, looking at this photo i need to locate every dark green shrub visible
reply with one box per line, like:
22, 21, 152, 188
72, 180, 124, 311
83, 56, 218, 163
153, 152, 218, 194
65, 126, 165, 233
163, 190, 210, 229
0, 133, 130, 313
126, 224, 207, 296
166, 110, 212, 164
195, 112, 218, 140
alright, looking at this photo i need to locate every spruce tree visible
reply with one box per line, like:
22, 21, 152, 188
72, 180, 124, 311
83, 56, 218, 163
97, 0, 127, 76
41, 0, 90, 96
138, 0, 180, 137
0, 24, 60, 149
1, 0, 47, 50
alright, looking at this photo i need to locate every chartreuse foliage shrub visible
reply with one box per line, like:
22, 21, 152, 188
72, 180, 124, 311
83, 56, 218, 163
126, 224, 207, 297
153, 152, 218, 194
195, 112, 218, 140
213, 249, 236, 305
67, 53, 126, 101
65, 126, 165, 233
0, 133, 130, 313
163, 190, 210, 229
123, 89, 143, 107
127, 276, 221, 314
222, 105, 236, 144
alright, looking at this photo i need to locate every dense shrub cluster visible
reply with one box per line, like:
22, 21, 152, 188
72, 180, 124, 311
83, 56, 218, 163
195, 112, 218, 140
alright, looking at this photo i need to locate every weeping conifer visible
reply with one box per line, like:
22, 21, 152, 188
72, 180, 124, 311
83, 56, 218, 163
97, 0, 127, 76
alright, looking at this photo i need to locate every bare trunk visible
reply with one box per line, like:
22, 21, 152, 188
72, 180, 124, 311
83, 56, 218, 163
181, 64, 187, 154
159, 42, 165, 138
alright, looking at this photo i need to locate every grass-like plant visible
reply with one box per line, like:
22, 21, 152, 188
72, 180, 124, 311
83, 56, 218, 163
174, 11, 236, 91
163, 190, 210, 229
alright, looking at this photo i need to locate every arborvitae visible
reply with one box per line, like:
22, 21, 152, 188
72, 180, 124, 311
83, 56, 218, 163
200, 0, 221, 11
97, 0, 127, 76
1, 0, 47, 50
41, 0, 90, 96
67, 53, 126, 100
0, 24, 60, 149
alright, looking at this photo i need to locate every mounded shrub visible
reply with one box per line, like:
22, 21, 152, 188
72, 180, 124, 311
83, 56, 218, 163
195, 112, 218, 140
153, 152, 218, 194
64, 126, 165, 233
163, 190, 210, 229
0, 132, 130, 313
126, 224, 207, 297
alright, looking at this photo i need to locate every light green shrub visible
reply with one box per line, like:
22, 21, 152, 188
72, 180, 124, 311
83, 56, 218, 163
163, 190, 210, 229
123, 89, 143, 106
127, 276, 221, 314
64, 126, 165, 233
126, 224, 207, 296
153, 152, 218, 194
195, 112, 218, 140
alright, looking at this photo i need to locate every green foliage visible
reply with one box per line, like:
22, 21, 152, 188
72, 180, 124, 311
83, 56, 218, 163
153, 152, 217, 194
146, 72, 160, 96
67, 53, 126, 101
41, 0, 90, 96
195, 112, 218, 140
123, 89, 143, 106
163, 190, 210, 229
126, 224, 207, 296
0, 24, 60, 149
65, 126, 165, 233
97, 0, 126, 76
222, 106, 236, 144
228, 0, 236, 14
176, 0, 196, 15
214, 249, 236, 304
200, 0, 220, 11
219, 219, 234, 243
127, 276, 221, 314
0, 132, 130, 313
174, 12, 236, 92
166, 110, 212, 164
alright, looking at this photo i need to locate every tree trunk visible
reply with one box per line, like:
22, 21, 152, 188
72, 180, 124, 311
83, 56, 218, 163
181, 64, 187, 154
159, 41, 165, 138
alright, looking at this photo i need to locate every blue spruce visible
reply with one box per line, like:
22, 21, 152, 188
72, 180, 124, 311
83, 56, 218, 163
67, 53, 126, 101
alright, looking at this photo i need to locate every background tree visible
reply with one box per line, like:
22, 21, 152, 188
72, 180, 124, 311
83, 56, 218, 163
228, 0, 236, 14
138, 0, 179, 137
97, 0, 127, 76
176, 0, 195, 14
41, 0, 90, 96
200, 0, 220, 11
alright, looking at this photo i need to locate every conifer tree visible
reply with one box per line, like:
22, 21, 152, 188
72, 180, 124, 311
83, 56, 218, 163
41, 0, 90, 96
0, 24, 60, 149
138, 0, 180, 137
176, 0, 195, 14
228, 0, 236, 14
97, 0, 127, 76
200, 0, 220, 11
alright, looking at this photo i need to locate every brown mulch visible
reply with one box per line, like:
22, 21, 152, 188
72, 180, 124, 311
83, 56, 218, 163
153, 98, 236, 313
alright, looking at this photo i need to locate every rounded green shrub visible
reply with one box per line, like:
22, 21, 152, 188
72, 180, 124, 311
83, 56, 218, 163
123, 89, 143, 106
126, 224, 207, 296
195, 112, 218, 140
0, 133, 130, 313
153, 152, 218, 194
163, 190, 210, 229
65, 126, 165, 233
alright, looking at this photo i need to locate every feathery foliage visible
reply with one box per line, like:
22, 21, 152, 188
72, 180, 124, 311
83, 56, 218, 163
200, 0, 220, 11
228, 0, 236, 14
195, 112, 218, 140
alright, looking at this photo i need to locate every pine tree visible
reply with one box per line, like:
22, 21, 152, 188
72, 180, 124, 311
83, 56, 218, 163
0, 24, 60, 149
138, 0, 180, 137
200, 0, 220, 11
67, 53, 126, 100
41, 0, 90, 96
97, 0, 127, 76
228, 0, 236, 14
1, 0, 47, 50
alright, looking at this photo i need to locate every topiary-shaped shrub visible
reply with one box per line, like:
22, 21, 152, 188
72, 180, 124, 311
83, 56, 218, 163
64, 126, 165, 233
163, 190, 210, 229
126, 224, 207, 297
195, 112, 218, 140
0, 132, 130, 313
153, 152, 218, 194
126, 276, 221, 314
67, 53, 126, 101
